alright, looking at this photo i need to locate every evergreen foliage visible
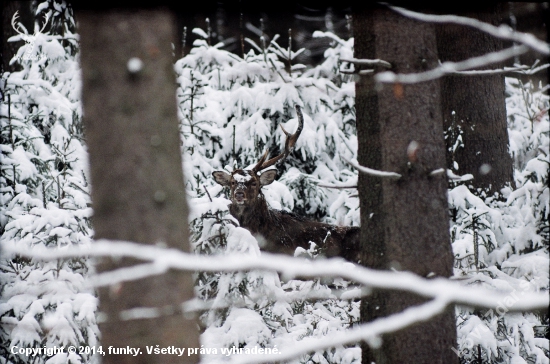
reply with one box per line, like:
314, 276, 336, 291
180, 30, 361, 363
448, 78, 549, 363
0, 2, 98, 363
0, 6, 547, 364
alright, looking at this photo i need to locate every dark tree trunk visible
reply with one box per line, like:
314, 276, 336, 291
436, 5, 514, 195
77, 8, 199, 364
354, 5, 457, 364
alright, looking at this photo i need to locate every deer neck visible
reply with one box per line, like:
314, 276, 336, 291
229, 194, 269, 231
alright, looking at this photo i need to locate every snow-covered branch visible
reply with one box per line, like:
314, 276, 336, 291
519, 62, 550, 75
447, 63, 549, 77
343, 157, 402, 180
231, 298, 449, 364
316, 182, 358, 189
376, 45, 529, 84
340, 57, 392, 69
3, 240, 547, 312
429, 168, 474, 182
449, 65, 529, 76
340, 68, 374, 75
387, 4, 550, 55
447, 169, 474, 182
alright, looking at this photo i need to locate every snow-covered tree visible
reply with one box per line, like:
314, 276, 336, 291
0, 5, 547, 364
179, 29, 361, 363
0, 3, 98, 363
449, 76, 549, 363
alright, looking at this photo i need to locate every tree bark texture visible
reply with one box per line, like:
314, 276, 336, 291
78, 8, 199, 364
436, 6, 514, 195
354, 6, 457, 364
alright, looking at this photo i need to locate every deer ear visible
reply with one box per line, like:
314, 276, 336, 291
212, 171, 231, 186
259, 169, 277, 186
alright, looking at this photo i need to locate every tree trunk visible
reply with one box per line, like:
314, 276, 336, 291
354, 6, 457, 364
436, 5, 514, 194
77, 8, 199, 364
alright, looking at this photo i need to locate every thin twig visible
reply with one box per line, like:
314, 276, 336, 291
269, 58, 290, 83
203, 185, 213, 202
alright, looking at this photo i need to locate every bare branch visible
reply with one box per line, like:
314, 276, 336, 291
376, 45, 528, 84
342, 157, 402, 180
202, 184, 213, 202
386, 4, 550, 55
268, 58, 290, 83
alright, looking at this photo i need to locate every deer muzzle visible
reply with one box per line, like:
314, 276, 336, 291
234, 191, 245, 204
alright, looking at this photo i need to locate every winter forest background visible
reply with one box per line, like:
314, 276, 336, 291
0, 1, 548, 364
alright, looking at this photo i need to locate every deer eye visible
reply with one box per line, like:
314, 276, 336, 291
231, 181, 236, 185
251, 182, 257, 187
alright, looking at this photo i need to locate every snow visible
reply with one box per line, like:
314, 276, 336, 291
1, 6, 548, 364
203, 308, 273, 348
10, 146, 38, 181
127, 57, 144, 73
233, 173, 252, 183
0, 5, 98, 363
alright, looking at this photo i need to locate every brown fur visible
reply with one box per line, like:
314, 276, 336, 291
213, 169, 361, 263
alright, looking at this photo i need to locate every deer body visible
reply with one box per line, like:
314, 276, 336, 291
227, 176, 360, 261
213, 106, 361, 263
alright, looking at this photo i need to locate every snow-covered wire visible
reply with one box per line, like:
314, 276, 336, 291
386, 4, 550, 55
3, 239, 547, 311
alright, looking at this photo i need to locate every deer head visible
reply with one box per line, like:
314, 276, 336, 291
11, 11, 50, 61
11, 11, 50, 42
212, 105, 304, 214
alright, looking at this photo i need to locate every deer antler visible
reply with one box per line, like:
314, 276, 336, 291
11, 11, 27, 36
37, 12, 50, 34
253, 105, 304, 173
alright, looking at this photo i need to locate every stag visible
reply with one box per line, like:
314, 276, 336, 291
11, 11, 50, 61
212, 105, 361, 262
